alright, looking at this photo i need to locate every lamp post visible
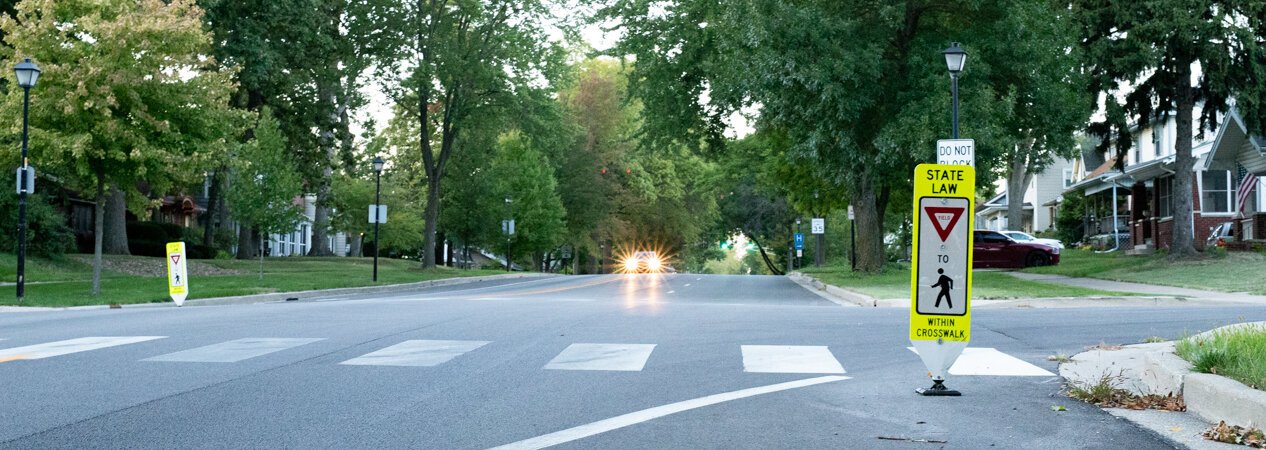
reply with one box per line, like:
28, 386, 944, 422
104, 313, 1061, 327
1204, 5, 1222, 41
14, 58, 40, 301
504, 195, 512, 272
372, 156, 384, 281
942, 43, 967, 139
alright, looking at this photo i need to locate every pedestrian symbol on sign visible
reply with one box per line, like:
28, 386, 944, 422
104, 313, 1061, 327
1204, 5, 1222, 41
931, 268, 953, 308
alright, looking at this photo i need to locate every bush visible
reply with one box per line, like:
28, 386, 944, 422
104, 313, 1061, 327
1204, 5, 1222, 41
127, 222, 172, 242
128, 239, 167, 257
0, 193, 73, 257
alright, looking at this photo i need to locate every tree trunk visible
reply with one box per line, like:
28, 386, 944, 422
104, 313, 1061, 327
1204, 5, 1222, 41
853, 177, 887, 272
1006, 137, 1036, 232
91, 172, 106, 296
1170, 64, 1198, 258
421, 177, 441, 269
236, 225, 257, 259
746, 234, 783, 275
348, 233, 363, 258
102, 186, 130, 255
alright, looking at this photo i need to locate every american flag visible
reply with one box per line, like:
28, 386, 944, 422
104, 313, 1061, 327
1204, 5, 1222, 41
1237, 164, 1259, 215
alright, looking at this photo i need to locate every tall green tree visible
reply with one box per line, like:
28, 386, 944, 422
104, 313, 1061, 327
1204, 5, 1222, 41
1076, 0, 1264, 257
368, 0, 569, 268
491, 132, 567, 271
0, 0, 243, 294
985, 2, 1092, 230
600, 0, 1027, 271
226, 108, 304, 275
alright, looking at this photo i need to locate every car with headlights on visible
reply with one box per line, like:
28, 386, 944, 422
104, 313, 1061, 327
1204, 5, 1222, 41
623, 251, 664, 273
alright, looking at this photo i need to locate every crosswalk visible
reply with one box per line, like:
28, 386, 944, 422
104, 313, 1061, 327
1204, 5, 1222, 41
0, 336, 1056, 377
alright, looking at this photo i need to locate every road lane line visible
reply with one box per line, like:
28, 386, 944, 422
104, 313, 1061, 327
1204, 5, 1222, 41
144, 338, 325, 363
0, 354, 30, 363
741, 345, 846, 374
906, 347, 1054, 376
340, 340, 490, 367
487, 375, 849, 450
544, 344, 656, 371
0, 336, 165, 360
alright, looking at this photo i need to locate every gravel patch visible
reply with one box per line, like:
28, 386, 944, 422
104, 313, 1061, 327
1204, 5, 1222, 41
68, 255, 245, 277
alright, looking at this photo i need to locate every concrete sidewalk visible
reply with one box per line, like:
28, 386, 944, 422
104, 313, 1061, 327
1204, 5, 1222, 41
1008, 272, 1266, 305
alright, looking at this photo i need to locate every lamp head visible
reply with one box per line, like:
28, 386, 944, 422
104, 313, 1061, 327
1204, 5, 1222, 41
372, 156, 385, 172
943, 42, 967, 75
14, 58, 39, 89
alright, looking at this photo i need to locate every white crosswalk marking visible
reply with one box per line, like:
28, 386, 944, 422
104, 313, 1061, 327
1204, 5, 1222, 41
545, 343, 656, 371
144, 338, 324, 363
906, 347, 1055, 376
340, 340, 490, 367
741, 345, 845, 374
0, 336, 165, 360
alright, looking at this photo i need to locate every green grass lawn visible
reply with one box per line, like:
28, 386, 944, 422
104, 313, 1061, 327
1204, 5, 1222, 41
1025, 249, 1266, 295
0, 254, 504, 307
800, 262, 1137, 300
1176, 323, 1266, 390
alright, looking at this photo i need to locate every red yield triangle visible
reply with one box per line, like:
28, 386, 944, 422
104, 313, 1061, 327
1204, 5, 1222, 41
170, 254, 181, 266
923, 206, 965, 242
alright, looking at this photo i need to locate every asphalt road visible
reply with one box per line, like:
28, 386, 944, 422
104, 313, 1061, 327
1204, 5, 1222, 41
2, 273, 1265, 449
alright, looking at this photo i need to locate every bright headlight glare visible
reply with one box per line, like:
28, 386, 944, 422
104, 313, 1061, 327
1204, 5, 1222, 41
648, 258, 662, 269
624, 258, 638, 270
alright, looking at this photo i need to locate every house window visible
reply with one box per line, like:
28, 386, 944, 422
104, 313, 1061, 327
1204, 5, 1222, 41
1158, 177, 1173, 217
1201, 170, 1232, 213
1063, 168, 1074, 188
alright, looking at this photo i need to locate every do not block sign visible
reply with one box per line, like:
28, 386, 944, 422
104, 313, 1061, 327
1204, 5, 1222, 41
910, 164, 975, 342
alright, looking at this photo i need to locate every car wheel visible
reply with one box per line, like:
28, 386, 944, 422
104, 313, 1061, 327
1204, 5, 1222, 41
1025, 252, 1050, 267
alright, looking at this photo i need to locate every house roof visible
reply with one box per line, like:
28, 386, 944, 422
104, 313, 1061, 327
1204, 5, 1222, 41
1205, 107, 1266, 174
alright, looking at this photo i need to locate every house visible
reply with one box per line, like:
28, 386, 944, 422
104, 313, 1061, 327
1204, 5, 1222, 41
257, 194, 353, 257
1061, 109, 1247, 252
976, 157, 1076, 233
1201, 108, 1266, 245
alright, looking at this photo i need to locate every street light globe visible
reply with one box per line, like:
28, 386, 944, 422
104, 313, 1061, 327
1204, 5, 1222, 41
14, 58, 39, 89
943, 42, 967, 75
372, 156, 385, 172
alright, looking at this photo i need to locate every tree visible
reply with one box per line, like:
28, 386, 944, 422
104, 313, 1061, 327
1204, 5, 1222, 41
1076, 0, 1263, 257
984, 2, 1091, 231
368, 0, 569, 269
0, 0, 242, 295
491, 132, 567, 270
226, 108, 304, 276
600, 0, 1031, 271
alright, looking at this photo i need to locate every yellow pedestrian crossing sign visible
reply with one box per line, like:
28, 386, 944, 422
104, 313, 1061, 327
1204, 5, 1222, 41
909, 163, 974, 396
909, 164, 974, 342
166, 242, 189, 306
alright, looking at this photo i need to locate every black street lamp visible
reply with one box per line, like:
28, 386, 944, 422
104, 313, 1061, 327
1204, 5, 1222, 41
372, 156, 384, 281
943, 43, 967, 139
14, 58, 40, 301
504, 195, 513, 272
794, 217, 801, 270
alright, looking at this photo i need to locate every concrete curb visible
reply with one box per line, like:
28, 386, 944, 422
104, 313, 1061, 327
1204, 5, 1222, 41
1186, 373, 1266, 428
3, 272, 559, 312
786, 272, 875, 307
1062, 321, 1266, 445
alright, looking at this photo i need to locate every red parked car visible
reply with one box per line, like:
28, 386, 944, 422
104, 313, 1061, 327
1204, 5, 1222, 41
973, 230, 1060, 268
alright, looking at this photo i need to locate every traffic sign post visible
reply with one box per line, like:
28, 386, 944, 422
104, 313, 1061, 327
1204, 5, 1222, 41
368, 204, 388, 224
909, 163, 975, 396
936, 139, 975, 167
166, 242, 189, 306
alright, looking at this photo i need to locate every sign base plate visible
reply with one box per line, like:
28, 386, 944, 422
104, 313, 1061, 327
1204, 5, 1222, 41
915, 379, 961, 396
